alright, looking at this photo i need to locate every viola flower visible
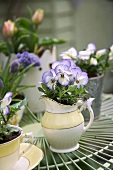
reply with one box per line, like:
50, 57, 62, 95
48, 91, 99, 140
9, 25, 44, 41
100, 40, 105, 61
2, 20, 16, 37
32, 9, 44, 25
71, 67, 88, 88
60, 47, 78, 59
55, 72, 70, 86
52, 59, 71, 70
39, 59, 89, 105
0, 92, 13, 115
42, 70, 56, 90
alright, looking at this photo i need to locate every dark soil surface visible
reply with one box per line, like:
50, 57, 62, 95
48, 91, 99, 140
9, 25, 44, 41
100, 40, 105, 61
0, 130, 21, 144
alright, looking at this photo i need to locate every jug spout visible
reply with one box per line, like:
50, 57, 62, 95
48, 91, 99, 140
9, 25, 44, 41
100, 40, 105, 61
40, 97, 77, 114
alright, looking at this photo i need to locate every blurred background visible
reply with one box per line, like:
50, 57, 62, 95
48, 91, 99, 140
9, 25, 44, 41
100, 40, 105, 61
0, 0, 113, 56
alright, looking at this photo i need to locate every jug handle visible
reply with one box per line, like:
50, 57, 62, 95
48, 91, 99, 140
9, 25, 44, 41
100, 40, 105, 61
83, 106, 94, 132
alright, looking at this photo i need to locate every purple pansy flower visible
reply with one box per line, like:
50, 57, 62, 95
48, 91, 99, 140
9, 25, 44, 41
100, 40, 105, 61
0, 92, 13, 115
55, 72, 70, 86
42, 69, 56, 90
52, 59, 71, 70
71, 67, 88, 88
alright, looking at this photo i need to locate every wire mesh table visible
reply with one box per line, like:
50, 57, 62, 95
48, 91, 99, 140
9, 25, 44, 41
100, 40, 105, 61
21, 94, 113, 170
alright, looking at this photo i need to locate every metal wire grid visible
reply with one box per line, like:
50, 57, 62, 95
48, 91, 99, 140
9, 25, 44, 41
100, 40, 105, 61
21, 95, 113, 170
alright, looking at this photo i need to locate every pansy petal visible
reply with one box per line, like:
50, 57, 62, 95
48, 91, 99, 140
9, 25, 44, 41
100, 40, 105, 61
55, 64, 69, 74
42, 71, 52, 83
1, 97, 12, 108
86, 43, 96, 52
71, 67, 82, 78
47, 79, 56, 90
4, 92, 13, 99
68, 59, 76, 68
52, 61, 61, 69
55, 72, 69, 86
61, 59, 71, 68
3, 106, 10, 115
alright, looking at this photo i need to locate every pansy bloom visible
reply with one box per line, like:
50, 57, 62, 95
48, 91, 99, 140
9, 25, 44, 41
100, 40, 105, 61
0, 92, 13, 115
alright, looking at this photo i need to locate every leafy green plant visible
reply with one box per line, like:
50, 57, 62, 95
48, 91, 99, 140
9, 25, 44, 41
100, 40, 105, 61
0, 8, 66, 56
0, 92, 27, 143
38, 59, 89, 105
60, 43, 113, 78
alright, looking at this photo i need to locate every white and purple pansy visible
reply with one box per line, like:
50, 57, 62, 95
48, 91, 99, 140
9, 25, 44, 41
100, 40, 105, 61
41, 59, 88, 89
42, 69, 56, 90
0, 92, 13, 115
55, 72, 70, 86
71, 67, 88, 88
52, 59, 71, 70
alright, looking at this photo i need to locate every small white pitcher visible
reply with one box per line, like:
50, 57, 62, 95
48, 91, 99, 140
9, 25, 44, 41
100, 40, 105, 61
40, 97, 94, 153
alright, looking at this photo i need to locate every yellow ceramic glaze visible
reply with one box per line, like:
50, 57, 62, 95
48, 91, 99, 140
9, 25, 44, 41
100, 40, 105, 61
20, 143, 44, 170
0, 133, 22, 158
41, 110, 84, 129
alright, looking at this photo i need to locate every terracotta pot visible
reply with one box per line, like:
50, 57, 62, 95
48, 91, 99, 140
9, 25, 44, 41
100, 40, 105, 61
40, 97, 94, 153
0, 125, 33, 170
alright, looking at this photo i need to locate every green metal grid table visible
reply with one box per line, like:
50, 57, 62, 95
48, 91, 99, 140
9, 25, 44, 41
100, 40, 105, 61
21, 94, 113, 170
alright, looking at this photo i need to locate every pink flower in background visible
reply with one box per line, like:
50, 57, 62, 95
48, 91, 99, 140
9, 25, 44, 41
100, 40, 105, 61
2, 20, 16, 37
32, 9, 44, 25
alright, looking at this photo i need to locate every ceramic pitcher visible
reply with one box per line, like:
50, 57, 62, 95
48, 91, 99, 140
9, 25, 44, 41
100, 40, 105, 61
40, 97, 94, 153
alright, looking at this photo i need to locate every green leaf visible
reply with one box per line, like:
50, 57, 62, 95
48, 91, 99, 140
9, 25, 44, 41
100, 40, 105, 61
15, 17, 32, 30
38, 87, 45, 93
38, 37, 66, 47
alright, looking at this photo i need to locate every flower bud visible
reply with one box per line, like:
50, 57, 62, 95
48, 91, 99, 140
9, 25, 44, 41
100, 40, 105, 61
32, 9, 44, 25
2, 20, 16, 37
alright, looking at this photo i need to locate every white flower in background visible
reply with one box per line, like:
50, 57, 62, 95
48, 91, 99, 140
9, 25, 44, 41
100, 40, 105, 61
86, 43, 96, 53
78, 50, 91, 60
60, 47, 78, 59
96, 49, 106, 59
90, 58, 98, 66
109, 44, 113, 60
110, 44, 113, 52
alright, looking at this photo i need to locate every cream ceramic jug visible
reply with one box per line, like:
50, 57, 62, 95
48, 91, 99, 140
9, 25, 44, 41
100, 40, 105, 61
40, 97, 94, 153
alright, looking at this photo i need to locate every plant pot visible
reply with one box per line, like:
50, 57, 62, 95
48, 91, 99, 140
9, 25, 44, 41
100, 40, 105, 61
0, 125, 33, 170
40, 97, 94, 153
103, 69, 113, 94
9, 94, 26, 126
21, 46, 56, 113
10, 105, 25, 126
82, 74, 104, 120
